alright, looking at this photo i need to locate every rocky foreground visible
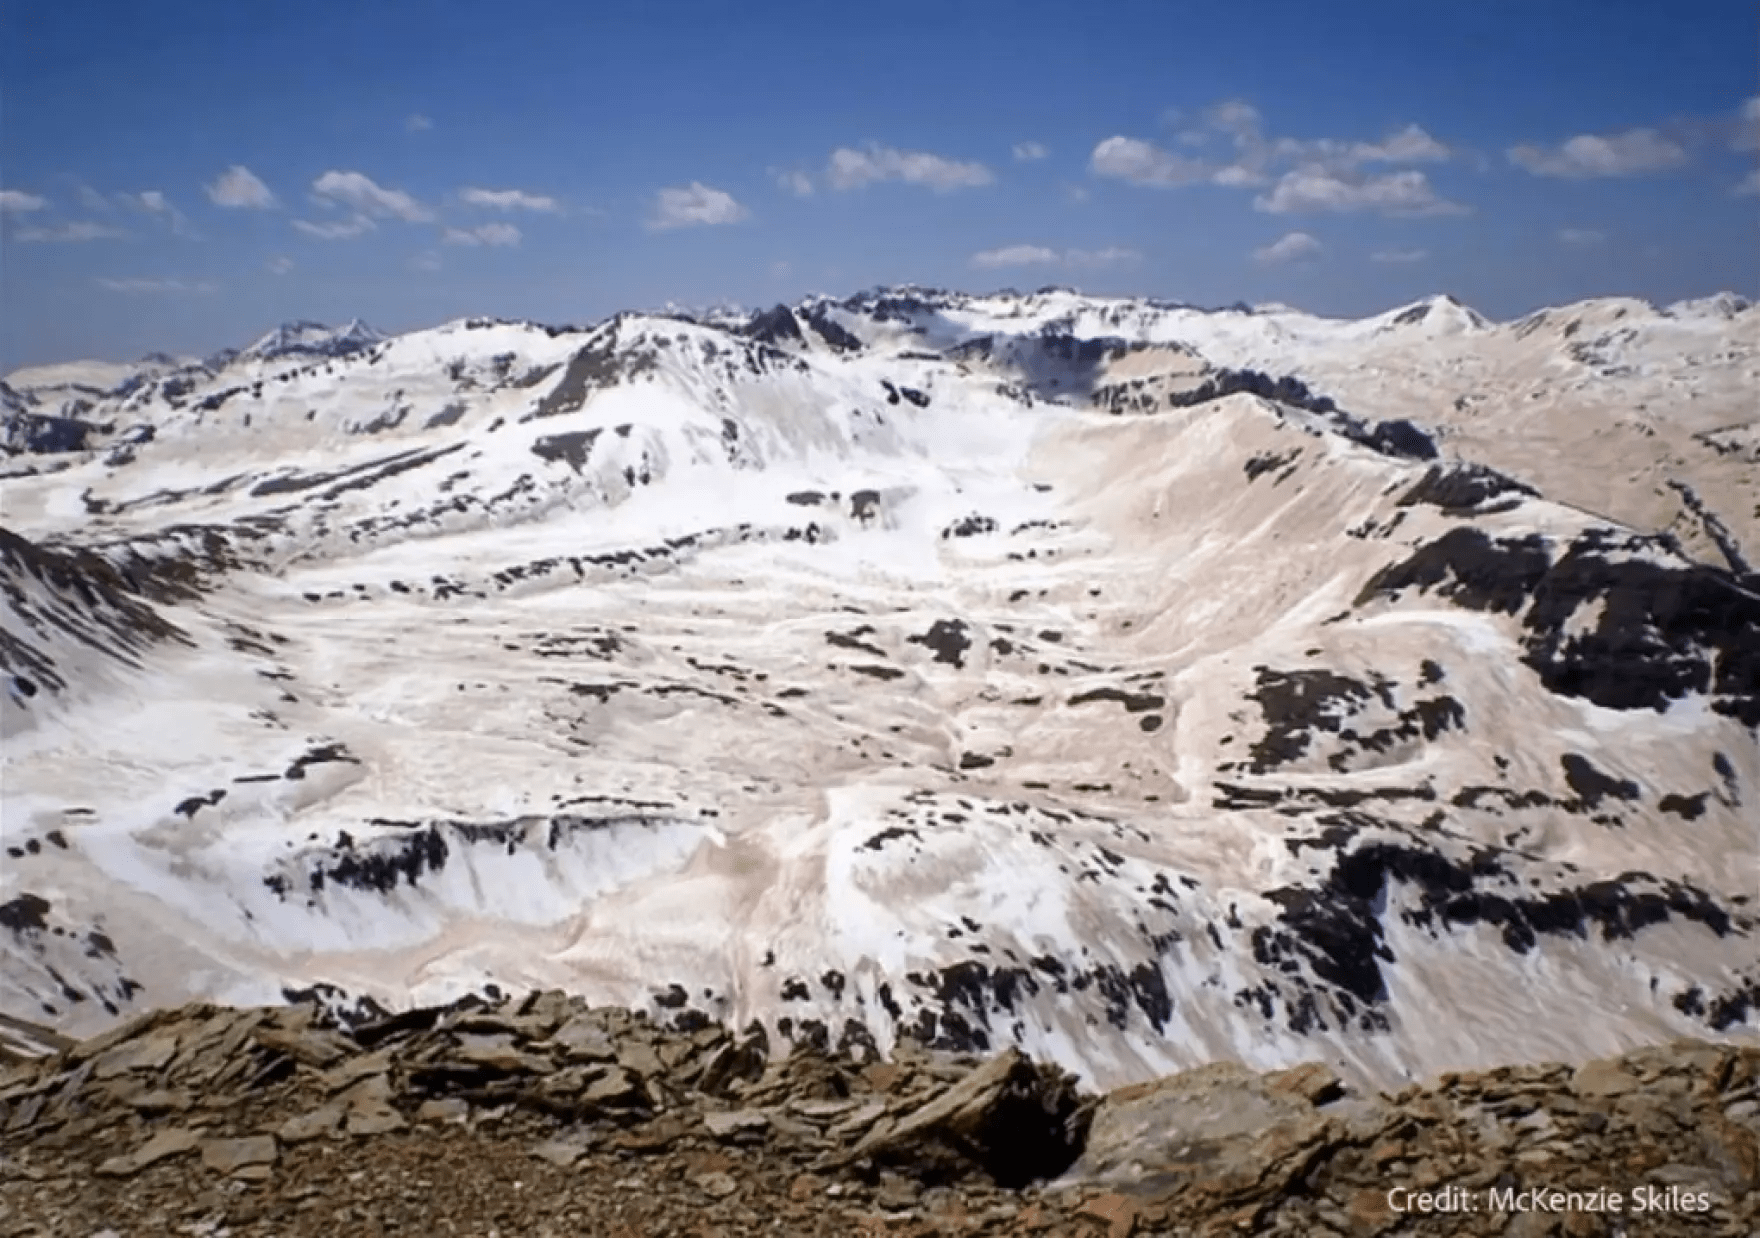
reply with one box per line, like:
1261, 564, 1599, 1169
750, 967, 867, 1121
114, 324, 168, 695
1, 996, 1756, 1237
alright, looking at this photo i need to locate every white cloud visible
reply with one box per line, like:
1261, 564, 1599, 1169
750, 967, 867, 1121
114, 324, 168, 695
460, 187, 559, 212
648, 182, 750, 230
1507, 128, 1687, 178
826, 145, 994, 192
1062, 183, 1090, 203
206, 165, 277, 209
312, 170, 432, 221
95, 277, 218, 294
971, 244, 1060, 269
266, 255, 295, 274
1090, 136, 1209, 187
410, 251, 443, 272
0, 189, 47, 213
442, 222, 522, 247
1371, 248, 1428, 263
1013, 141, 1049, 161
773, 169, 815, 197
292, 215, 376, 240
1253, 231, 1322, 265
1557, 227, 1607, 246
1733, 167, 1760, 197
407, 114, 434, 132
1211, 164, 1268, 188
1254, 167, 1467, 216
1354, 124, 1451, 163
1097, 105, 1453, 201
15, 221, 127, 242
970, 244, 1140, 269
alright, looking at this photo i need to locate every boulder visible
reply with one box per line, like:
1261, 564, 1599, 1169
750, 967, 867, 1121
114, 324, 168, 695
1068, 1059, 1347, 1207
543, 1015, 617, 1063
849, 1047, 1090, 1186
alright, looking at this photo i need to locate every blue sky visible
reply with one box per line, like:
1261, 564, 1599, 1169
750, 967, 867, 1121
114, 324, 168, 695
2, 0, 1755, 367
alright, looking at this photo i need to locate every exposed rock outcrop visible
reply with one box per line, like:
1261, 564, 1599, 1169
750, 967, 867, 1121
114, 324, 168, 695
1, 996, 1755, 1236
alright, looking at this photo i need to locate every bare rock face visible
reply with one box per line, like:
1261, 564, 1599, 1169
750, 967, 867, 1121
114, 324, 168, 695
0, 994, 1757, 1235
1071, 1059, 1346, 1190
846, 1046, 1091, 1186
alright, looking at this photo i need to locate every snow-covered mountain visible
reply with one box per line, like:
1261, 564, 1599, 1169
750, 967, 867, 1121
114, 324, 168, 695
234, 318, 387, 366
2, 289, 1755, 1091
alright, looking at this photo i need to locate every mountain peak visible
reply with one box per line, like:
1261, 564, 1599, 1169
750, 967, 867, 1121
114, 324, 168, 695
1667, 291, 1752, 320
1379, 294, 1489, 333
240, 319, 386, 364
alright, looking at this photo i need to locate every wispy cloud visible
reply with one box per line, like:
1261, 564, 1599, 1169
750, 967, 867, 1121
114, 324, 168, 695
648, 182, 750, 230
1735, 96, 1760, 150
970, 244, 1140, 269
407, 113, 434, 132
1068, 246, 1141, 267
0, 189, 48, 213
1349, 124, 1451, 164
95, 277, 218, 294
1267, 126, 1452, 172
1254, 168, 1466, 216
292, 215, 376, 240
1253, 231, 1322, 265
266, 255, 295, 274
119, 190, 197, 237
410, 251, 443, 272
442, 222, 522, 247
1557, 227, 1607, 246
826, 144, 994, 192
1013, 141, 1048, 161
1205, 100, 1261, 136
772, 168, 815, 197
312, 170, 432, 221
1211, 165, 1268, 188
971, 244, 1059, 268
460, 187, 559, 212
1507, 128, 1687, 178
1371, 248, 1428, 263
1732, 168, 1760, 197
15, 221, 127, 243
206, 165, 277, 209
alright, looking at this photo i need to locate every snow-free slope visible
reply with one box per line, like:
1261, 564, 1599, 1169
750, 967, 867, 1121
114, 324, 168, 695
2, 292, 1755, 1092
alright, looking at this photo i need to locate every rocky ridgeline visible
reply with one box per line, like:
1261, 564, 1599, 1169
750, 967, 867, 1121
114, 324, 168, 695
1, 995, 1756, 1237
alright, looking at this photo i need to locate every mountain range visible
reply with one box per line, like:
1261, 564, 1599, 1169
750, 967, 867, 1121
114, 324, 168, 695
2, 286, 1755, 1092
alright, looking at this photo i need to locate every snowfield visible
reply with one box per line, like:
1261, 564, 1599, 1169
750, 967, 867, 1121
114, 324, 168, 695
2, 287, 1756, 1089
